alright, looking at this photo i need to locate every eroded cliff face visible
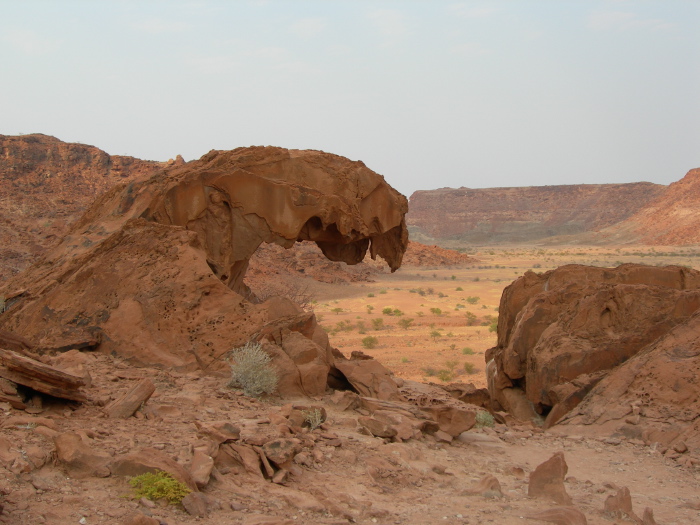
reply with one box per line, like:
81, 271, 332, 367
0, 146, 409, 380
0, 134, 166, 281
407, 183, 666, 244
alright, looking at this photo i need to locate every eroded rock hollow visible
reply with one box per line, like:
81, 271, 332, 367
0, 147, 408, 393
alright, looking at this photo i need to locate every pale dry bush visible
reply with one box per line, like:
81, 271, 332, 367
227, 342, 278, 397
248, 280, 315, 311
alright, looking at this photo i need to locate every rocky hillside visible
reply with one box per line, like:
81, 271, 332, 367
408, 182, 666, 245
0, 134, 169, 280
601, 168, 700, 245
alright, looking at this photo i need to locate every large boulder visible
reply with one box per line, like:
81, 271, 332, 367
488, 264, 700, 422
0, 147, 408, 382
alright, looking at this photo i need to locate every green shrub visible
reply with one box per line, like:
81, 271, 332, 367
466, 296, 480, 304
430, 307, 442, 316
367, 293, 375, 298
422, 367, 437, 377
430, 330, 441, 341
382, 307, 394, 315
437, 369, 453, 382
463, 362, 476, 374
129, 470, 190, 505
371, 318, 384, 330
366, 304, 374, 313
379, 289, 388, 294
362, 336, 379, 349
475, 411, 495, 428
455, 287, 463, 291
398, 318, 414, 330
489, 318, 498, 333
462, 347, 474, 355
228, 341, 278, 397
331, 307, 343, 315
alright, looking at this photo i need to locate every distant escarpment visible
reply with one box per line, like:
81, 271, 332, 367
408, 182, 666, 245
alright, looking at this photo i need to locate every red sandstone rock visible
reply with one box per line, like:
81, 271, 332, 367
488, 264, 700, 421
465, 474, 502, 497
0, 147, 408, 393
53, 432, 111, 478
528, 452, 572, 505
603, 486, 640, 522
110, 447, 197, 491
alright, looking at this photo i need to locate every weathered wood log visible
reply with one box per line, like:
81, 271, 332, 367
0, 349, 87, 402
104, 378, 155, 418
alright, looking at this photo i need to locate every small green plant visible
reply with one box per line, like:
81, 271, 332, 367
451, 275, 457, 280
398, 318, 414, 330
129, 470, 191, 505
462, 347, 474, 355
437, 369, 453, 382
445, 360, 458, 371
466, 296, 480, 304
371, 318, 384, 330
455, 287, 463, 291
422, 367, 437, 377
303, 408, 325, 430
401, 356, 409, 363
357, 321, 366, 334
430, 330, 441, 341
366, 304, 374, 314
228, 341, 278, 397
416, 311, 424, 317
393, 308, 404, 316
362, 336, 379, 349
463, 362, 476, 374
449, 343, 456, 351
475, 411, 495, 428
430, 307, 442, 316
382, 307, 394, 315
489, 318, 498, 333
379, 289, 388, 294
367, 293, 375, 298
331, 307, 343, 315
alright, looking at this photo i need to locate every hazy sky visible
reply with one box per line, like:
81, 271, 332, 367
1, 1, 698, 197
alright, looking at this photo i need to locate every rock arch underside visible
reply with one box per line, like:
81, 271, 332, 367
0, 146, 410, 397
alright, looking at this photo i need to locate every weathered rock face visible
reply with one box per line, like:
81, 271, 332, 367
561, 309, 700, 456
0, 134, 166, 281
487, 264, 700, 425
0, 147, 409, 387
407, 183, 665, 244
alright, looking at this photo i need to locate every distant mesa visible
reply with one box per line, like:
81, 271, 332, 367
407, 169, 700, 246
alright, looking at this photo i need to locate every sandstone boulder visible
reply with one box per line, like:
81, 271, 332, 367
489, 264, 700, 422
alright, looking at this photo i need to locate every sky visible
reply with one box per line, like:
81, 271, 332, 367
1, 1, 698, 197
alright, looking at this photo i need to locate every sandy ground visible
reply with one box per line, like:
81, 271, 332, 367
2, 245, 700, 524
311, 245, 700, 389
